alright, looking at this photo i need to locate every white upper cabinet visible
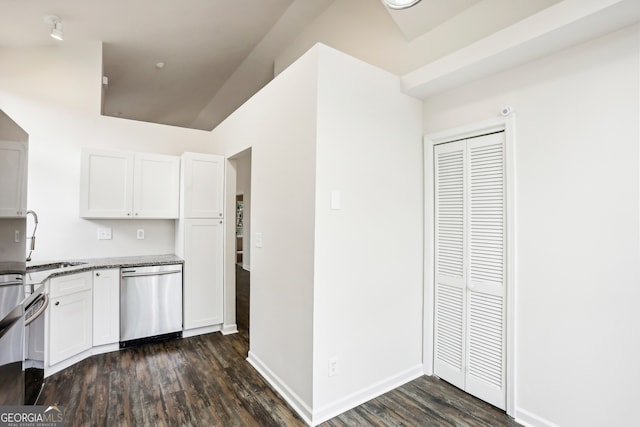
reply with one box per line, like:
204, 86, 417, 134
80, 149, 133, 218
0, 141, 28, 217
133, 153, 180, 218
80, 149, 180, 219
181, 152, 224, 218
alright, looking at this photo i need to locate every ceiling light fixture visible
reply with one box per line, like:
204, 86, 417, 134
43, 15, 64, 41
381, 0, 423, 10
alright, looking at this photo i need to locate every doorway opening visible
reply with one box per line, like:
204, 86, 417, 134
233, 150, 251, 335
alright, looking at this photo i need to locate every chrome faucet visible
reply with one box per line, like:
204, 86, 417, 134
26, 210, 38, 262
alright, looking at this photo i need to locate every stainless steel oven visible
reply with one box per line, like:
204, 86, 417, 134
0, 273, 25, 406
23, 285, 47, 405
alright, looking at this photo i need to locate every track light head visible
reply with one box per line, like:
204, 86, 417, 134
43, 15, 64, 41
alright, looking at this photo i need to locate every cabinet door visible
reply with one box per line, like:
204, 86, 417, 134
80, 149, 134, 218
48, 273, 93, 366
180, 219, 224, 329
181, 153, 224, 218
133, 153, 180, 218
0, 141, 28, 217
92, 269, 120, 346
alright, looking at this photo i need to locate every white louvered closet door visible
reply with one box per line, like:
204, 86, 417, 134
434, 140, 467, 390
434, 132, 506, 410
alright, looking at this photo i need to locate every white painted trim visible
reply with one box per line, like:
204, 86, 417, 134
504, 115, 517, 417
45, 343, 121, 378
515, 407, 561, 427
423, 115, 516, 416
182, 324, 222, 338
45, 349, 91, 378
247, 351, 313, 425
242, 263, 251, 271
422, 137, 434, 376
92, 342, 120, 356
311, 365, 424, 425
221, 323, 238, 335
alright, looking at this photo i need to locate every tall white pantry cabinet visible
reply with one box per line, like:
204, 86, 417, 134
175, 153, 225, 334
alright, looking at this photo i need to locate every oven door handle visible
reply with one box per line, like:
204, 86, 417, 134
25, 293, 49, 326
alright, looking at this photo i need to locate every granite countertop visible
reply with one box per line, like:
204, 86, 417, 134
24, 254, 184, 286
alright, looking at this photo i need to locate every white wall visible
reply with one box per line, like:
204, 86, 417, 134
0, 42, 214, 262
210, 44, 424, 424
423, 25, 640, 427
235, 152, 252, 270
312, 46, 423, 422
0, 42, 102, 116
210, 48, 320, 417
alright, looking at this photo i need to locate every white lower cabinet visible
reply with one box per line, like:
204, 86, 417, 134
176, 219, 224, 330
92, 268, 120, 346
47, 272, 93, 366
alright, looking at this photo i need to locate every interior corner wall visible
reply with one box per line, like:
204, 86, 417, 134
209, 47, 320, 418
311, 45, 424, 422
0, 43, 213, 262
422, 25, 640, 427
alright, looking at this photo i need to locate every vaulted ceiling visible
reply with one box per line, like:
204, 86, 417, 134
0, 0, 551, 131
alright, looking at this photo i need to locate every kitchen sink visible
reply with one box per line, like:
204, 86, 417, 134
26, 262, 86, 273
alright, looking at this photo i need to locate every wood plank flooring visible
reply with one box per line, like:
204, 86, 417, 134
38, 266, 520, 426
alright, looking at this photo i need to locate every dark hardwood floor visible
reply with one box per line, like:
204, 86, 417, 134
38, 265, 520, 426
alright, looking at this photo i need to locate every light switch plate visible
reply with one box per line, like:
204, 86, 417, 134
255, 232, 263, 248
330, 191, 341, 210
97, 228, 112, 240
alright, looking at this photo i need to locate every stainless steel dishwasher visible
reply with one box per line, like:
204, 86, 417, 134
120, 264, 183, 346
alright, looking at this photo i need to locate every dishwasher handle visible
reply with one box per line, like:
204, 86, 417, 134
121, 269, 182, 278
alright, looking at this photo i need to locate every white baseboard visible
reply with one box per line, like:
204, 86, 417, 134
45, 343, 122, 378
311, 364, 424, 425
45, 349, 92, 378
92, 343, 120, 356
247, 351, 313, 425
515, 407, 560, 427
221, 324, 238, 335
182, 324, 222, 338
